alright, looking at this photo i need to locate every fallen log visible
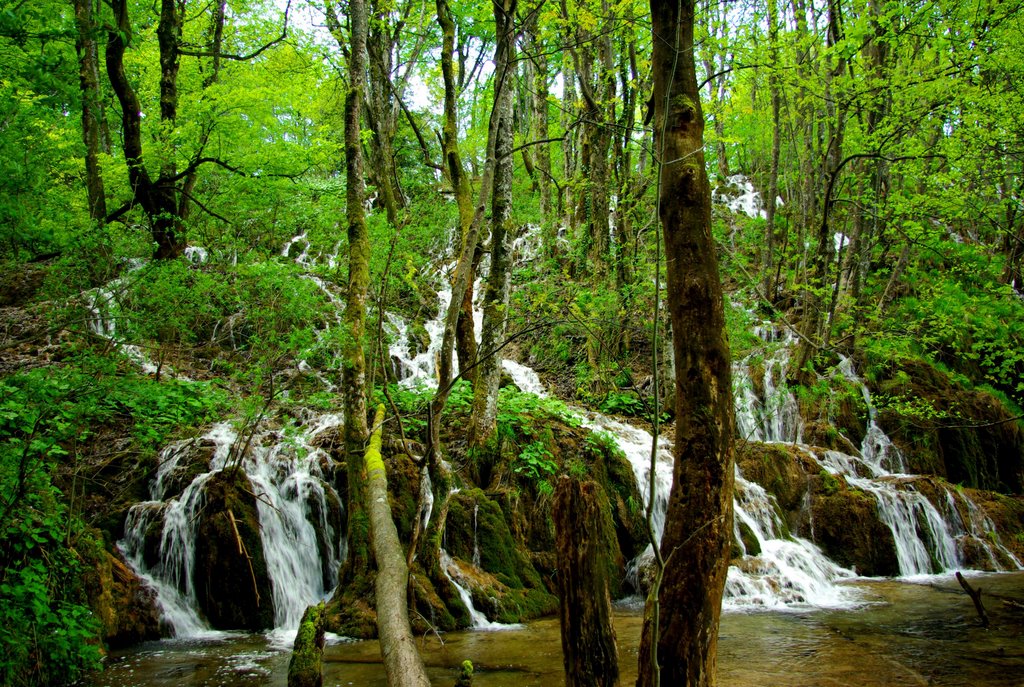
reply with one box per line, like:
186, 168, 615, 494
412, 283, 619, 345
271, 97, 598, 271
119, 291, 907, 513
365, 404, 431, 687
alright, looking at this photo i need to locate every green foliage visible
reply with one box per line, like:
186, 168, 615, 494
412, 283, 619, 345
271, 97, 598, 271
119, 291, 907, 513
599, 390, 644, 416
513, 440, 557, 480
0, 357, 222, 686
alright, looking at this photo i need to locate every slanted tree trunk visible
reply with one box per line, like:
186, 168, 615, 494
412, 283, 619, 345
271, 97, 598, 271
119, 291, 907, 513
553, 478, 619, 687
340, 0, 373, 583
364, 406, 431, 686
638, 1, 735, 686
468, 0, 517, 448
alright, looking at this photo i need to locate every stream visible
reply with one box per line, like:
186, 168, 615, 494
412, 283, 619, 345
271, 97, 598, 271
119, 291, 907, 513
92, 226, 1024, 684
91, 572, 1024, 687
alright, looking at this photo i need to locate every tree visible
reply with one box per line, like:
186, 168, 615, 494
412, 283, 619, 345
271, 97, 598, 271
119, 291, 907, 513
637, 0, 735, 685
468, 0, 518, 448
340, 0, 373, 583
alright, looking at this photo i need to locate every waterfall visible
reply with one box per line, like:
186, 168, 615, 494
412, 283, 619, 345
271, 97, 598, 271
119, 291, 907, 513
120, 414, 345, 636
735, 334, 1021, 577
727, 470, 856, 608
438, 550, 521, 630
733, 326, 803, 444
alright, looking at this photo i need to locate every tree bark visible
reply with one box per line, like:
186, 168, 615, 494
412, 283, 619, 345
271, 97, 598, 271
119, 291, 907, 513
364, 405, 431, 687
553, 478, 620, 687
105, 0, 185, 260
341, 0, 373, 582
72, 0, 107, 223
638, 1, 735, 686
468, 0, 517, 448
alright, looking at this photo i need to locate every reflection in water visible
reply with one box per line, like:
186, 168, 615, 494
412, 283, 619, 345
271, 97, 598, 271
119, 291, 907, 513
92, 573, 1024, 687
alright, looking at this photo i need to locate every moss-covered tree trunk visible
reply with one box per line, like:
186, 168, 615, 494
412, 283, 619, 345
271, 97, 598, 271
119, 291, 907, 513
638, 1, 735, 686
553, 478, 620, 687
72, 0, 107, 224
364, 405, 431, 687
341, 0, 372, 584
288, 603, 326, 687
468, 0, 517, 448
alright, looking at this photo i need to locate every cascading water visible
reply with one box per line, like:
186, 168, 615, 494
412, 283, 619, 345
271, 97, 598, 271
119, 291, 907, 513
120, 413, 346, 636
734, 329, 1021, 578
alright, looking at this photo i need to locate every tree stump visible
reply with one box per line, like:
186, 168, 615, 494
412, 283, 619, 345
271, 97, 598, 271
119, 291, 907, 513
288, 603, 325, 687
553, 477, 620, 687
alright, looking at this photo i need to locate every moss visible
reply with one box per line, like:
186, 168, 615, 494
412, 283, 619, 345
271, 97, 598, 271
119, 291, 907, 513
737, 519, 761, 557
454, 659, 474, 687
809, 477, 899, 576
288, 603, 325, 687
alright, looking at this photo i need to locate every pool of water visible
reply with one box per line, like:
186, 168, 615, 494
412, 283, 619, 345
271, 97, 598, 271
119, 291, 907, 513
90, 572, 1024, 687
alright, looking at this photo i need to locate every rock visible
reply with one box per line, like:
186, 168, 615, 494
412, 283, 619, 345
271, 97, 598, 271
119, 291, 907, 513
809, 475, 899, 576
79, 536, 162, 648
194, 469, 275, 630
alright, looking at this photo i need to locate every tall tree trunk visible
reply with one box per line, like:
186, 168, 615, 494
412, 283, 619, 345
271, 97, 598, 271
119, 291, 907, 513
523, 6, 553, 229
762, 0, 782, 302
72, 0, 107, 223
638, 2, 735, 686
340, 0, 372, 583
468, 0, 517, 448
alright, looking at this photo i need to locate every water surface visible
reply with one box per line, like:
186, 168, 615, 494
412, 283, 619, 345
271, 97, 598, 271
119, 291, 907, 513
92, 573, 1024, 687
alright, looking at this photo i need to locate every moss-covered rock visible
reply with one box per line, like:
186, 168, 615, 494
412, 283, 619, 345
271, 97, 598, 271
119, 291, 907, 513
442, 489, 557, 623
809, 474, 899, 576
194, 469, 275, 630
871, 357, 1023, 493
78, 533, 162, 647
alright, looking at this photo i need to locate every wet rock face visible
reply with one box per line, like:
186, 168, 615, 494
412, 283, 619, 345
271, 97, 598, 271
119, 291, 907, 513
81, 541, 162, 647
194, 470, 275, 631
446, 488, 558, 623
810, 479, 900, 577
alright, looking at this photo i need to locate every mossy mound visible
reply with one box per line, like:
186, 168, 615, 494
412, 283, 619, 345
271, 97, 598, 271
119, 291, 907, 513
444, 489, 557, 623
808, 472, 899, 576
78, 533, 162, 647
870, 357, 1023, 493
194, 469, 275, 630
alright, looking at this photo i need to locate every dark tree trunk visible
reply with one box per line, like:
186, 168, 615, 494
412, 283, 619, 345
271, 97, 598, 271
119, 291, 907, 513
553, 478, 620, 687
72, 0, 107, 223
106, 0, 185, 260
638, 1, 735, 686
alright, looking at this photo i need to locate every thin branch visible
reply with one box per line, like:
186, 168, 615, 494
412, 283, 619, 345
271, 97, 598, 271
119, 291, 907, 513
179, 0, 291, 61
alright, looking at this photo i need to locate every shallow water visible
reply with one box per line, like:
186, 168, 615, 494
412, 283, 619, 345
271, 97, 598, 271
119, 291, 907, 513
91, 573, 1024, 687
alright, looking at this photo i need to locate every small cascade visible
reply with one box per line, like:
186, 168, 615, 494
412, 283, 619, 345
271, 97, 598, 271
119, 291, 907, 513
84, 282, 165, 376
733, 326, 803, 444
942, 487, 1023, 569
835, 357, 906, 474
439, 550, 521, 630
120, 414, 345, 636
727, 468, 856, 608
